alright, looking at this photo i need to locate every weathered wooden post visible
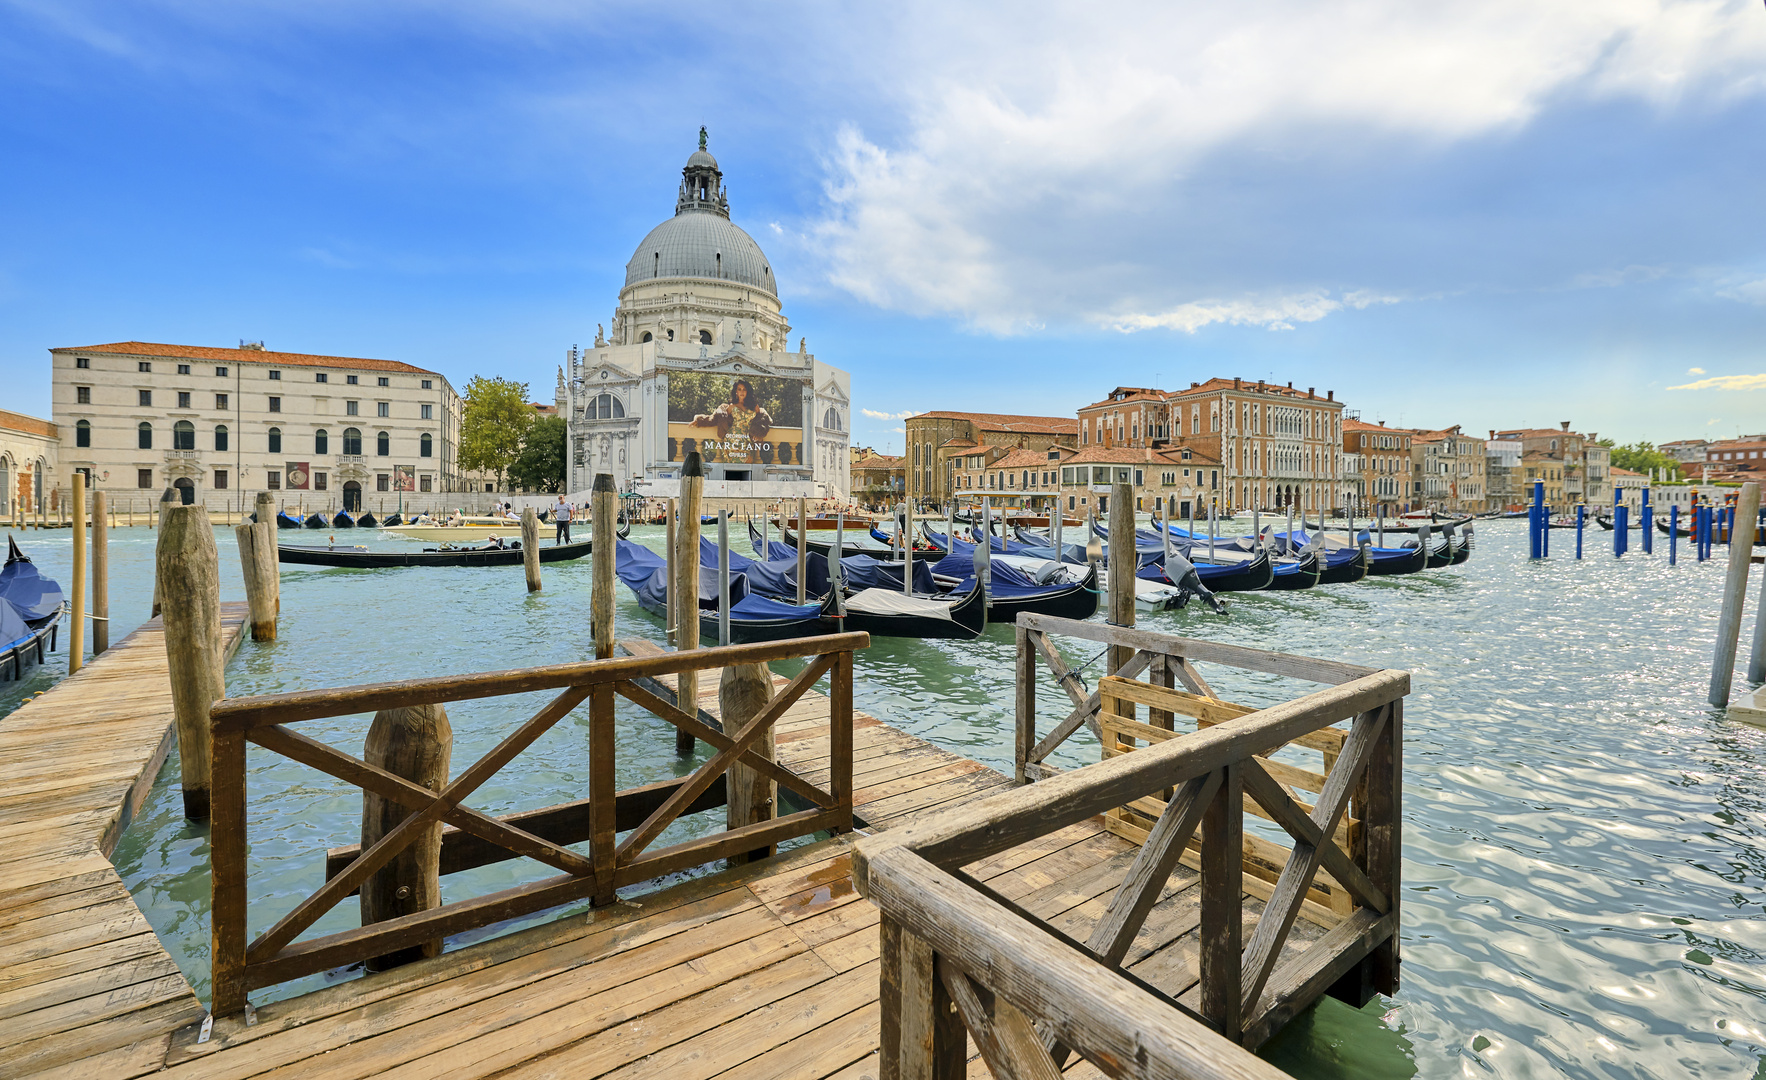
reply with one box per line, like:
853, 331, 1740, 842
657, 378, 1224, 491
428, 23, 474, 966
1709, 481, 1761, 707
674, 453, 704, 754
664, 500, 677, 645
717, 510, 731, 646
721, 650, 774, 864
157, 505, 223, 819
150, 488, 176, 616
1750, 543, 1766, 685
521, 507, 542, 592
91, 490, 109, 655
592, 474, 617, 660
255, 492, 280, 614
1107, 482, 1136, 712
795, 495, 808, 606
233, 521, 277, 641
360, 703, 452, 970
69, 473, 85, 675
902, 497, 915, 596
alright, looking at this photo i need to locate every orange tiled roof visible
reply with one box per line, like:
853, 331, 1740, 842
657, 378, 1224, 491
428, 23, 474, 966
57, 341, 438, 376
985, 448, 1055, 470
910, 411, 1077, 435
1165, 377, 1343, 403
852, 454, 905, 470
0, 409, 57, 439
1078, 387, 1168, 412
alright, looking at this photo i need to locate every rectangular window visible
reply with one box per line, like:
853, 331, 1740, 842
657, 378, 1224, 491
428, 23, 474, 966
137, 469, 153, 489
316, 372, 328, 383
138, 361, 152, 372
421, 404, 433, 420
377, 376, 389, 387
215, 393, 228, 410
347, 374, 359, 385
177, 391, 191, 409
421, 379, 433, 390
1068, 495, 1075, 510
267, 471, 281, 489
269, 369, 281, 380
420, 475, 433, 492
314, 472, 328, 491
139, 390, 152, 406
76, 357, 90, 369
177, 363, 191, 375
76, 386, 90, 404
377, 401, 389, 418
216, 366, 227, 377
376, 474, 390, 492
346, 400, 359, 416
1134, 469, 1143, 486
214, 469, 228, 489
268, 396, 281, 412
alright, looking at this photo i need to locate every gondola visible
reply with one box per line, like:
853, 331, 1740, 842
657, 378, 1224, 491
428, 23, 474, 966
614, 539, 835, 643
1315, 544, 1369, 584
1365, 543, 1428, 575
357, 511, 379, 528
1, 537, 67, 681
278, 538, 594, 568
303, 512, 328, 530
977, 561, 1099, 623
779, 524, 892, 560
1138, 550, 1274, 593
1425, 536, 1454, 569
382, 512, 404, 527
332, 511, 357, 529
1656, 516, 1693, 538
276, 511, 304, 529
829, 580, 987, 641
1264, 549, 1322, 591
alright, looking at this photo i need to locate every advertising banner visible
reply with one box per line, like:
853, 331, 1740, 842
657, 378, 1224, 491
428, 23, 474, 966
285, 461, 311, 490
394, 465, 416, 492
665, 371, 806, 467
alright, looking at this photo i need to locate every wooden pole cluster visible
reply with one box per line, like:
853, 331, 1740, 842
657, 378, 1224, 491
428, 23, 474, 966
674, 453, 705, 755
359, 703, 452, 970
592, 474, 617, 660
69, 473, 86, 675
1710, 481, 1762, 707
521, 507, 542, 592
157, 505, 224, 819
92, 491, 109, 655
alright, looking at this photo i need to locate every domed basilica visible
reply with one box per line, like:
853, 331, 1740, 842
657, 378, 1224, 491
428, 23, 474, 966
558, 131, 851, 499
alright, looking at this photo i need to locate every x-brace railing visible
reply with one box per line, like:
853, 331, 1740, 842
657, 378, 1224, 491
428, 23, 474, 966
208, 632, 867, 1015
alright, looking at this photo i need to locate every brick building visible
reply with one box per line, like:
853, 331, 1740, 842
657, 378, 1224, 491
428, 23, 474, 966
903, 411, 1077, 505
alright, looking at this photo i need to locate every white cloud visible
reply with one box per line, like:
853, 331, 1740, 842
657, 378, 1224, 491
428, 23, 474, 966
1717, 277, 1766, 305
861, 407, 921, 420
1669, 374, 1766, 391
1687, 366, 1706, 375
808, 1, 1766, 332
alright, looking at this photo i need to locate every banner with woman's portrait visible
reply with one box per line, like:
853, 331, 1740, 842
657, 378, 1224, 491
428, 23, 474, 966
665, 371, 807, 467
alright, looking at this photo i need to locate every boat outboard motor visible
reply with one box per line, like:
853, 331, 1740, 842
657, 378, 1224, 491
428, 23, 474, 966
1166, 551, 1226, 615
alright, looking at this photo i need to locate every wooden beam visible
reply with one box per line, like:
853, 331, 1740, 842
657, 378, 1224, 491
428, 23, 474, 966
938, 956, 1064, 1080
1017, 613, 1379, 686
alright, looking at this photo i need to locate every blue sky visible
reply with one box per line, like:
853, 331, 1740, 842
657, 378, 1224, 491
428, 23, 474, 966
3, 1, 1764, 454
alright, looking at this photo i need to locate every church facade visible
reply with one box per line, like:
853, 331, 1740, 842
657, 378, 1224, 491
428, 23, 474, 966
558, 133, 851, 500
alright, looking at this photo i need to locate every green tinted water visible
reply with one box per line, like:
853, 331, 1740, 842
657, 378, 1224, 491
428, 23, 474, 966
7, 521, 1765, 1078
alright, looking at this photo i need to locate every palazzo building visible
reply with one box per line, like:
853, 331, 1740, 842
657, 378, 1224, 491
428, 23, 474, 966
559, 133, 851, 500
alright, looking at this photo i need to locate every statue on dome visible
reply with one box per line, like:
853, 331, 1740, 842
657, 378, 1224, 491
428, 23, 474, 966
698, 126, 708, 151
595, 324, 605, 347
799, 338, 807, 354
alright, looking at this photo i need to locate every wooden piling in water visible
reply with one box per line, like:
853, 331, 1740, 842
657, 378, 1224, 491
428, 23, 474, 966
592, 474, 617, 661
664, 500, 677, 646
157, 504, 224, 819
674, 453, 704, 754
360, 702, 452, 970
521, 508, 542, 592
1710, 481, 1761, 707
1107, 482, 1136, 711
796, 495, 808, 606
69, 474, 85, 675
92, 490, 109, 655
233, 522, 278, 641
256, 492, 280, 614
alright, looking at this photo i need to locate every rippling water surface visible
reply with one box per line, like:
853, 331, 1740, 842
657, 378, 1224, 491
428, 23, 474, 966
8, 519, 1766, 1078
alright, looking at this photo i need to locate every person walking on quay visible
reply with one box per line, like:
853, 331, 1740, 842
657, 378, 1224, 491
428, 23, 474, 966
554, 497, 572, 545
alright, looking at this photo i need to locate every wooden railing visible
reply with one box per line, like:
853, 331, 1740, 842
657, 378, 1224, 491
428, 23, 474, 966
856, 615, 1405, 1076
207, 632, 867, 1015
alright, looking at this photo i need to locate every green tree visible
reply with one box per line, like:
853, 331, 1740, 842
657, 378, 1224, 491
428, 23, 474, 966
1596, 438, 1683, 480
459, 376, 532, 490
510, 415, 567, 493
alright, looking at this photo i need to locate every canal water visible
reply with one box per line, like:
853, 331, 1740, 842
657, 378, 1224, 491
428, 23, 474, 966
5, 519, 1765, 1079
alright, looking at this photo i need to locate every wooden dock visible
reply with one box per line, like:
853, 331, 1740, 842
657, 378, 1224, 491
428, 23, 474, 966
0, 614, 1398, 1079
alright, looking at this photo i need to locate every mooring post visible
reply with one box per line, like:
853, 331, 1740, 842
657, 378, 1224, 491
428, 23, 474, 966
674, 453, 704, 755
520, 507, 541, 592
69, 473, 86, 675
902, 497, 914, 596
233, 519, 277, 641
91, 490, 109, 655
664, 500, 677, 645
717, 510, 731, 647
592, 474, 616, 660
157, 505, 223, 819
1749, 539, 1766, 685
360, 703, 452, 970
795, 495, 808, 606
1642, 486, 1653, 554
255, 492, 280, 615
1107, 482, 1136, 711
1615, 487, 1624, 558
721, 653, 774, 865
1670, 504, 1680, 565
1710, 482, 1762, 707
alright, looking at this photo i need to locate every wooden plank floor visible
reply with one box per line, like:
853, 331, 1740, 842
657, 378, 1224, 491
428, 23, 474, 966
0, 604, 248, 1079
1, 637, 1321, 1079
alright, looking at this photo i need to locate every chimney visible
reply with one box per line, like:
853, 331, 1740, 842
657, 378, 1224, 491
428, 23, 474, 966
1287, 380, 1293, 389
1379, 420, 1386, 427
1560, 421, 1571, 431
1488, 430, 1496, 439
1190, 381, 1199, 389
1328, 390, 1334, 401
1307, 387, 1315, 399
1234, 377, 1241, 389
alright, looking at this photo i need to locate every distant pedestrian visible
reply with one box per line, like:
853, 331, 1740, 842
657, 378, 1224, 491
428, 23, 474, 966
554, 497, 572, 545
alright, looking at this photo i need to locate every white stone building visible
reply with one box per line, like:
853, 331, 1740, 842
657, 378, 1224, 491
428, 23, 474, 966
49, 341, 466, 512
1, 409, 59, 519
559, 133, 850, 501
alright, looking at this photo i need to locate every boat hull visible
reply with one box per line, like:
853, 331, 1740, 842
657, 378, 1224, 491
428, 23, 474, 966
832, 584, 987, 641
381, 524, 528, 542
982, 564, 1100, 623
1315, 546, 1368, 585
278, 539, 594, 568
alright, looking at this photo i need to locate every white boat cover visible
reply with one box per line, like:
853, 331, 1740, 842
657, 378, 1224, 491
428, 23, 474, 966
843, 588, 957, 622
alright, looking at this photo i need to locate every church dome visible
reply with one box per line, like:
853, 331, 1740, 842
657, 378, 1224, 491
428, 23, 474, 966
686, 148, 718, 170
624, 136, 778, 297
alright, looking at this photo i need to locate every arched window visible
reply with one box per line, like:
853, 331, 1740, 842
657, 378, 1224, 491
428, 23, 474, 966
138, 422, 153, 450
376, 431, 390, 456
343, 427, 362, 455
315, 429, 329, 455
173, 420, 195, 451
420, 433, 433, 458
640, 332, 653, 343
268, 427, 281, 453
214, 425, 228, 452
699, 329, 713, 345
75, 419, 91, 448
594, 394, 624, 419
